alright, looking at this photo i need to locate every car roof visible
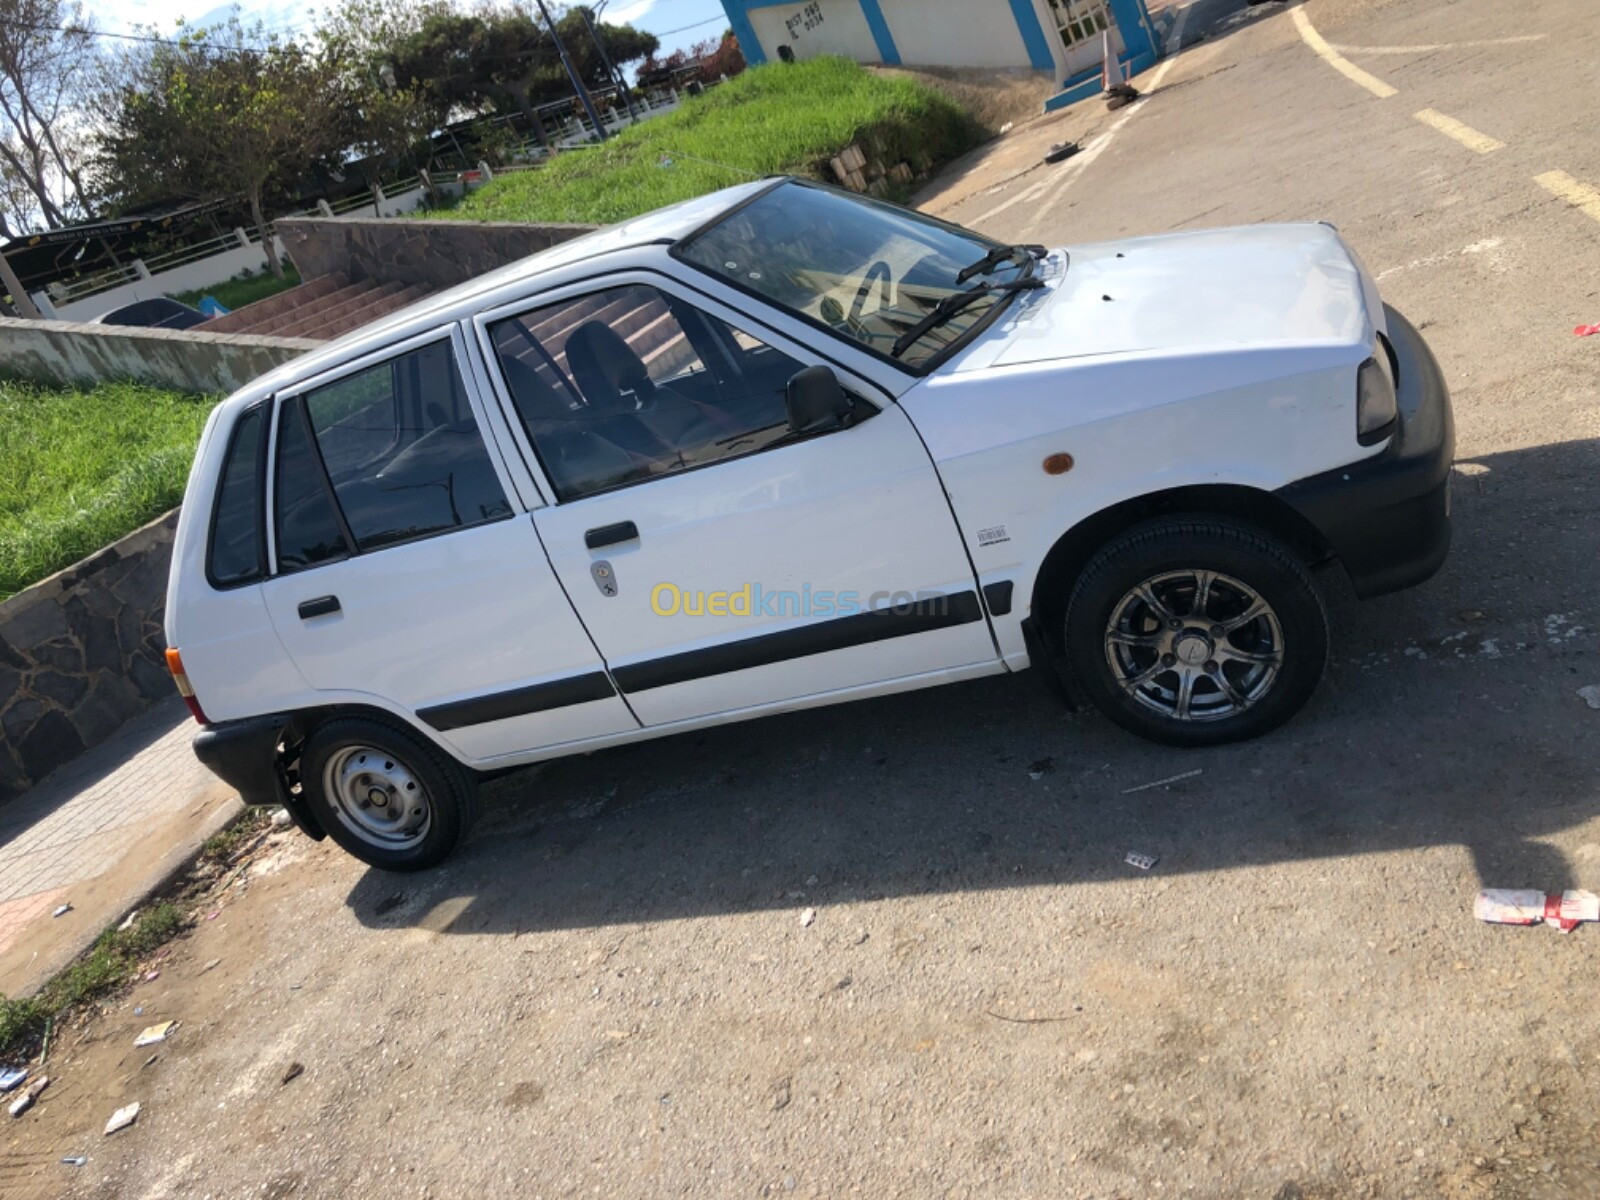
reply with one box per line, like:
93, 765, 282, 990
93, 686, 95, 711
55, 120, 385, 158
229, 177, 778, 409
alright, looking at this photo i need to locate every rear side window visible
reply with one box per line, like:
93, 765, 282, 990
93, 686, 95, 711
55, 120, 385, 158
207, 405, 267, 586
274, 398, 350, 573
301, 340, 512, 551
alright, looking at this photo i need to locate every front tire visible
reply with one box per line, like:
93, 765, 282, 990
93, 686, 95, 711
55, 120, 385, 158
1063, 518, 1329, 746
299, 716, 480, 871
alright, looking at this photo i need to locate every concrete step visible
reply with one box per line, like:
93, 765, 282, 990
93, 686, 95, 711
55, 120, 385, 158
311, 284, 431, 340
203, 272, 348, 334
271, 281, 409, 340
247, 281, 392, 337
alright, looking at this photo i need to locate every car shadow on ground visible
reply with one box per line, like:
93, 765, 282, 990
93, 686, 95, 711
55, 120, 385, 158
347, 436, 1600, 936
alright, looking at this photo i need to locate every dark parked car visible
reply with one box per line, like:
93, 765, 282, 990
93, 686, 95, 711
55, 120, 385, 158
91, 297, 208, 330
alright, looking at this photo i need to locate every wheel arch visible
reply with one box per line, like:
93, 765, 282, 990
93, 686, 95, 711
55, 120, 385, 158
1026, 484, 1333, 653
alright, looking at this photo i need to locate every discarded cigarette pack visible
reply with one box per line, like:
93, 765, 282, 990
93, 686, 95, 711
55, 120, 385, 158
1474, 889, 1600, 933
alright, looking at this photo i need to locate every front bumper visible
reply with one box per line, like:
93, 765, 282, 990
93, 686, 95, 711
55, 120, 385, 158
1276, 305, 1455, 599
193, 714, 326, 839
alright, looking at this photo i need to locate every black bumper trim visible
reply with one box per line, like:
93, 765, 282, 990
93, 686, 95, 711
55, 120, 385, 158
193, 714, 326, 839
1275, 305, 1455, 599
193, 713, 290, 808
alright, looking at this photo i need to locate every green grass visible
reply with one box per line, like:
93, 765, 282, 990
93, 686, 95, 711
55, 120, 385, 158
0, 901, 187, 1058
442, 57, 984, 226
169, 262, 301, 312
0, 380, 216, 599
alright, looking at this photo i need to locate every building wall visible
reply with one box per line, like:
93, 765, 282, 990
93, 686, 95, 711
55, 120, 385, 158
877, 0, 1032, 68
747, 0, 884, 64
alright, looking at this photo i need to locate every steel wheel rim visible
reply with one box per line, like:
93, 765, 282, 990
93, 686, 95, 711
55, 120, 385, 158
323, 745, 432, 850
1103, 568, 1284, 722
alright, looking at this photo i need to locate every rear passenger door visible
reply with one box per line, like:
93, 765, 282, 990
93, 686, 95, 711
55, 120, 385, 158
258, 326, 640, 763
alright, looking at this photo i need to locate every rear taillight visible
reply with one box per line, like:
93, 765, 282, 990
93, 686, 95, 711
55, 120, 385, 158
165, 648, 210, 725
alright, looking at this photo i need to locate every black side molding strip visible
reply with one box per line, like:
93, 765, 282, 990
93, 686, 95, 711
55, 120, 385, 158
613, 590, 984, 694
418, 672, 617, 732
982, 581, 1014, 617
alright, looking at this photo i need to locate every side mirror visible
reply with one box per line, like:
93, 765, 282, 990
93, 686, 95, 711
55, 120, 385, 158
785, 366, 852, 435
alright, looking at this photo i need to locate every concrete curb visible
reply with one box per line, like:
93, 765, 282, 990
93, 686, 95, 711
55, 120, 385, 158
15, 790, 245, 999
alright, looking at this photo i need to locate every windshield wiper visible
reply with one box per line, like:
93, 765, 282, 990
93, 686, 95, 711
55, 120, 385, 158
890, 278, 1044, 359
956, 242, 1046, 284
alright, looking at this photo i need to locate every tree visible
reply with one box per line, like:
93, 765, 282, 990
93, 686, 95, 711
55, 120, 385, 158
91, 20, 348, 278
0, 0, 98, 234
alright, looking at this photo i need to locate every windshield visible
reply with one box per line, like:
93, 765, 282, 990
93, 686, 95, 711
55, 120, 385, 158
676, 181, 1030, 369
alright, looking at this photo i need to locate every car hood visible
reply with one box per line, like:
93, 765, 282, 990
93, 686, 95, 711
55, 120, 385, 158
950, 223, 1378, 372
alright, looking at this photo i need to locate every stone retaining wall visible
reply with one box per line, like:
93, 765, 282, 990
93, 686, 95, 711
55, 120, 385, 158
0, 511, 178, 805
0, 317, 316, 395
277, 216, 598, 293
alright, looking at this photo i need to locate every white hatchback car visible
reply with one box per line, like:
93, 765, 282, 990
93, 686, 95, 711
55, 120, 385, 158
168, 178, 1453, 870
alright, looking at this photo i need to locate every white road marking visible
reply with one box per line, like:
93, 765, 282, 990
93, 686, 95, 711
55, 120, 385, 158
972, 0, 1197, 234
1374, 237, 1502, 281
1413, 108, 1504, 154
1330, 35, 1547, 55
1535, 170, 1600, 224
1290, 7, 1398, 99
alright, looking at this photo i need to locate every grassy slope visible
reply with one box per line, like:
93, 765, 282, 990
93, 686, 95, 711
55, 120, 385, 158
0, 381, 215, 599
444, 57, 984, 226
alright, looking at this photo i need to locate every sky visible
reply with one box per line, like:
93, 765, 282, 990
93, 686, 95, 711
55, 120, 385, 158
82, 0, 734, 63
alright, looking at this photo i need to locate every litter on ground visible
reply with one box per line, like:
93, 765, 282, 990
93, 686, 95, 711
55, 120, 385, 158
133, 1021, 176, 1048
51, 904, 71, 918
0, 1067, 27, 1092
104, 1102, 140, 1135
8, 1076, 48, 1117
1475, 889, 1600, 933
1577, 685, 1600, 710
1124, 852, 1160, 871
1122, 768, 1203, 795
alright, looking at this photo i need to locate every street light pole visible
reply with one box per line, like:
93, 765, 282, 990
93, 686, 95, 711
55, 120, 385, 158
533, 0, 608, 141
579, 5, 638, 124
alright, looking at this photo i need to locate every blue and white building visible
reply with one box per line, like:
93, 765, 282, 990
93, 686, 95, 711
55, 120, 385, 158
718, 0, 1164, 110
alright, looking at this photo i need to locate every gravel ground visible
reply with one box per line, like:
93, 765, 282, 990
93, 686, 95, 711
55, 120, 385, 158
6, 1, 1600, 1196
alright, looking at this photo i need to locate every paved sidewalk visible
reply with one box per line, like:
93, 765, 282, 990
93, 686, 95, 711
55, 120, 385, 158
0, 697, 238, 997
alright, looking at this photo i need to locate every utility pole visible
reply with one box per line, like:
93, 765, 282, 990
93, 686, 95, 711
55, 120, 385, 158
579, 5, 638, 124
533, 0, 608, 142
0, 250, 44, 320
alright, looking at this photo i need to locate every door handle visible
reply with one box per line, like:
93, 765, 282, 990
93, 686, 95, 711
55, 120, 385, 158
298, 595, 341, 620
584, 521, 639, 550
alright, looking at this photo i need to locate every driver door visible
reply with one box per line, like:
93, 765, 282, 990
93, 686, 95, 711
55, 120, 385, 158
475, 277, 1001, 729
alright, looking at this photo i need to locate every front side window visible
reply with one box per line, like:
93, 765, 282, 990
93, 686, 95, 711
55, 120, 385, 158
489, 285, 810, 501
296, 340, 513, 554
208, 404, 266, 586
676, 180, 1025, 368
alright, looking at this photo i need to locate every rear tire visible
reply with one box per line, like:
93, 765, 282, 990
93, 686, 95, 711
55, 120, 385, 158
299, 716, 479, 871
1063, 518, 1329, 746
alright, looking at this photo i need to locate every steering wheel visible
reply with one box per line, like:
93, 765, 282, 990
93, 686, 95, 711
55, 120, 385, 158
849, 260, 894, 324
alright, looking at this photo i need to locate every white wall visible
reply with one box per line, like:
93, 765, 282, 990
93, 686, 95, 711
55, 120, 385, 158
41, 186, 429, 322
748, 0, 880, 64
878, 0, 1031, 69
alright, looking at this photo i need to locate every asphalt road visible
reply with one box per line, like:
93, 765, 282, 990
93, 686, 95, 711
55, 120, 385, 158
16, 2, 1600, 1197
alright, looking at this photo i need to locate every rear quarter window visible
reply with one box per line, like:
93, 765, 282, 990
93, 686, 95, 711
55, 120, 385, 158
207, 405, 267, 587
